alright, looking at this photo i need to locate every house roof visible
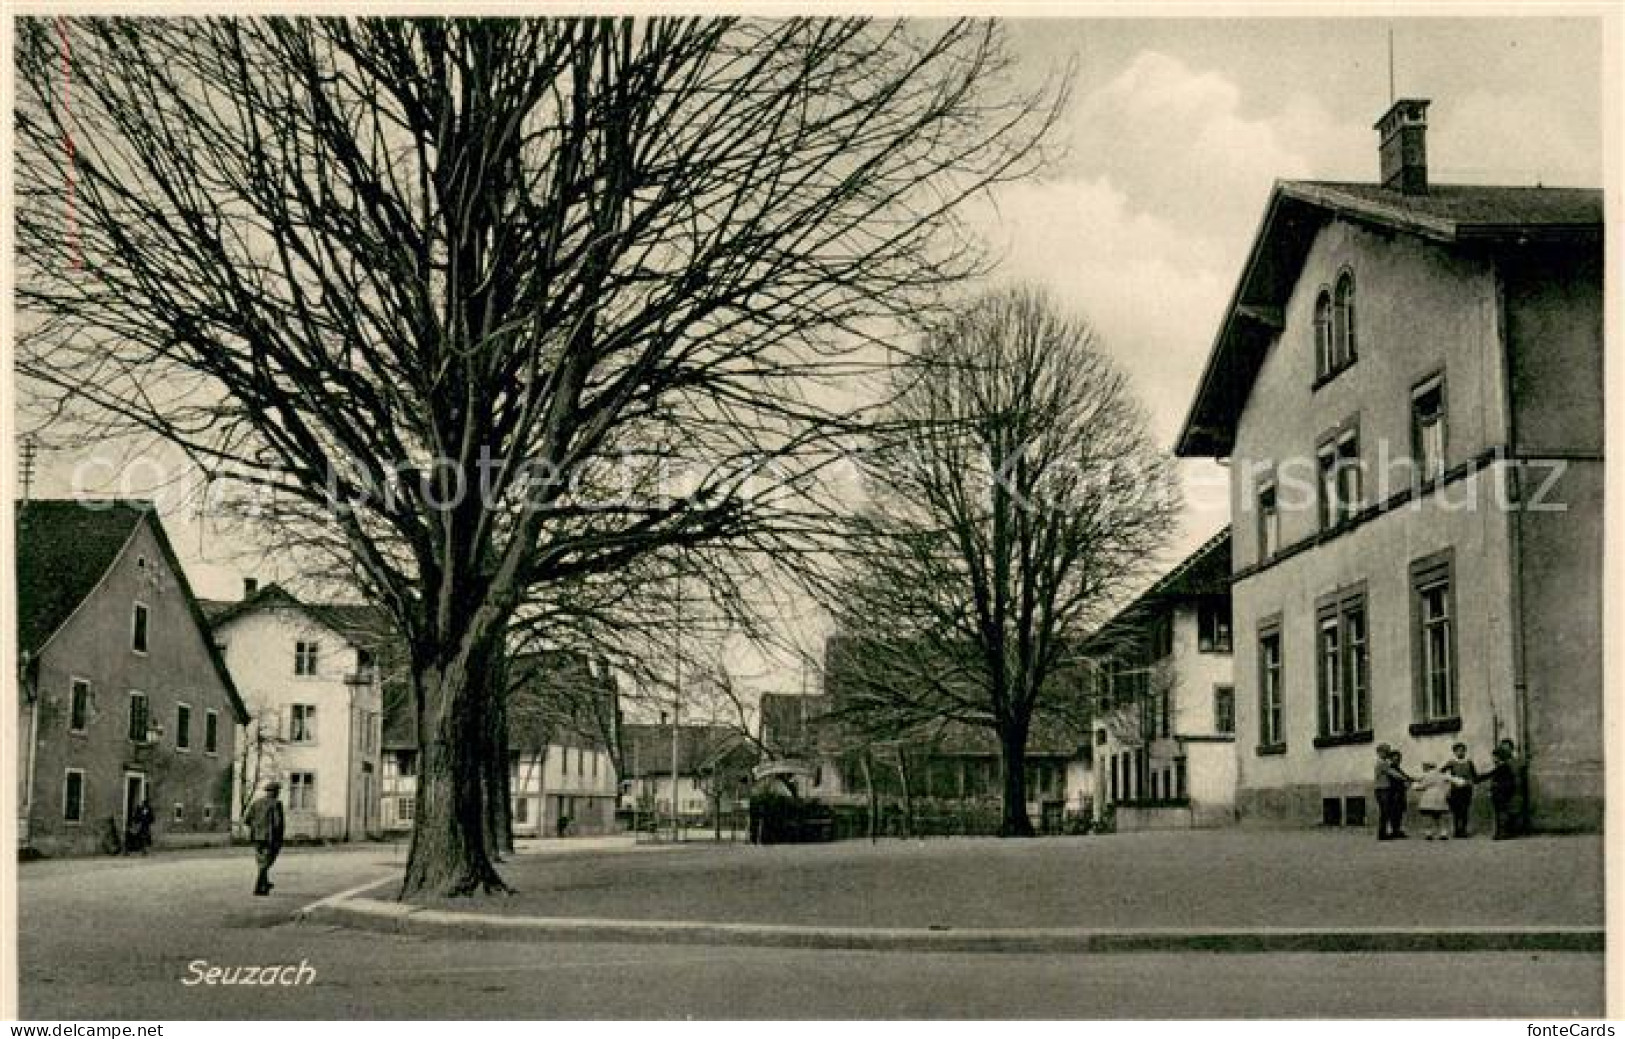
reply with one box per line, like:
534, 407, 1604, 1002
16, 499, 248, 723
1081, 527, 1231, 655
620, 722, 755, 778
1176, 180, 1603, 458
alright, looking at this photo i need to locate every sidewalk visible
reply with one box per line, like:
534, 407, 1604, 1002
300, 829, 1603, 951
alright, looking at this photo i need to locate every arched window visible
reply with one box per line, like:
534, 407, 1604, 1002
1313, 290, 1333, 377
1333, 270, 1357, 366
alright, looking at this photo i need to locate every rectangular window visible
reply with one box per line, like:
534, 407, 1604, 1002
1412, 376, 1447, 482
1316, 591, 1370, 741
1335, 428, 1362, 522
132, 602, 150, 654
1198, 600, 1232, 653
294, 640, 320, 676
591, 750, 598, 778
290, 704, 317, 744
1214, 685, 1235, 734
288, 771, 316, 811
128, 691, 150, 743
1150, 615, 1174, 660
172, 802, 186, 823
175, 703, 192, 751
204, 710, 219, 754
1257, 481, 1280, 560
1413, 553, 1457, 723
398, 796, 416, 821
1258, 627, 1283, 749
203, 804, 215, 823
1317, 441, 1339, 530
63, 769, 85, 822
514, 796, 529, 824
69, 679, 90, 733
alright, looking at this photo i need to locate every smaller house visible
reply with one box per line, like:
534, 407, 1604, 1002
620, 721, 758, 827
1084, 528, 1235, 830
17, 500, 248, 856
204, 583, 389, 840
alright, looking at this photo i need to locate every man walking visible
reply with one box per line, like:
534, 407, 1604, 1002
244, 780, 286, 895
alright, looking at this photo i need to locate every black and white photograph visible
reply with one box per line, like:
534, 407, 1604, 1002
2, 3, 1614, 1023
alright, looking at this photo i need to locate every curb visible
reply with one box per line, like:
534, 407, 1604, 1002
299, 897, 1604, 954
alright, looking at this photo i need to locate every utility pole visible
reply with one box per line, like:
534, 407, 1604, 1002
671, 551, 683, 843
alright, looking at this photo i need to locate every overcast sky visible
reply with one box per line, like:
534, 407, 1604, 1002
26, 13, 1606, 703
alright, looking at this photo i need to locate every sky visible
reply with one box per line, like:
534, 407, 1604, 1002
23, 13, 1608, 707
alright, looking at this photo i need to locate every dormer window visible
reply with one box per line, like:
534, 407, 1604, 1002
1313, 271, 1358, 383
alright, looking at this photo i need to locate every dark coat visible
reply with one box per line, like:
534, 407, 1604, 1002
245, 795, 286, 849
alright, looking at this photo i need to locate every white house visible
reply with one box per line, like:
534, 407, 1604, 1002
1085, 528, 1235, 830
205, 583, 385, 840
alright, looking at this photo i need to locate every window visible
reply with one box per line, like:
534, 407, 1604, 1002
128, 691, 150, 743
294, 640, 320, 676
175, 703, 192, 751
1214, 685, 1235, 734
172, 802, 186, 823
132, 602, 150, 654
397, 796, 416, 821
1149, 615, 1174, 660
69, 679, 90, 733
1316, 590, 1370, 742
1256, 480, 1280, 561
204, 710, 219, 754
1313, 290, 1333, 378
290, 704, 317, 743
63, 769, 85, 822
591, 750, 598, 778
288, 771, 316, 811
1318, 425, 1362, 528
203, 804, 215, 823
1198, 600, 1232, 653
1413, 553, 1457, 724
1412, 376, 1447, 482
1332, 270, 1357, 367
514, 796, 529, 824
1258, 626, 1284, 750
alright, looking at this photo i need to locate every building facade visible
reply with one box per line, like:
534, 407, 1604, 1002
17, 500, 247, 856
1176, 100, 1602, 830
620, 721, 757, 826
206, 584, 386, 840
1086, 528, 1236, 829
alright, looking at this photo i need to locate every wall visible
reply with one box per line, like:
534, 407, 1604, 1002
25, 519, 238, 856
215, 607, 382, 839
1229, 219, 1519, 826
1502, 243, 1605, 828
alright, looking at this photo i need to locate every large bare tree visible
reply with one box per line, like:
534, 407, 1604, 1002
819, 287, 1178, 836
15, 17, 1062, 893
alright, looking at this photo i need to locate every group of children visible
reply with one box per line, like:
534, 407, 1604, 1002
1373, 740, 1521, 841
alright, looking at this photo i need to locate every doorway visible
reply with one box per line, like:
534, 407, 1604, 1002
123, 772, 147, 824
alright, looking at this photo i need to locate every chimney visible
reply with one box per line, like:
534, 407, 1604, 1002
1375, 98, 1430, 195
243, 577, 259, 599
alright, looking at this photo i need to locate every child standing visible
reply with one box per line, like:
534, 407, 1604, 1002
1414, 762, 1461, 840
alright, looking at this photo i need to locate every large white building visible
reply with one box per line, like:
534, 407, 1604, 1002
205, 583, 385, 840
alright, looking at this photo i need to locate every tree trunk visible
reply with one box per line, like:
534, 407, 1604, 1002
894, 748, 914, 838
861, 751, 878, 842
482, 686, 514, 860
999, 720, 1036, 837
400, 651, 511, 898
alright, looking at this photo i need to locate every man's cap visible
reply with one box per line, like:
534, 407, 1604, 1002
265, 780, 282, 791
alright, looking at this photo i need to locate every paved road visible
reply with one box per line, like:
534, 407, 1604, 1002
17, 841, 1605, 1019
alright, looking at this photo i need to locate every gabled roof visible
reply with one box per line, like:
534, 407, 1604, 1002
204, 582, 393, 647
1176, 180, 1603, 458
620, 722, 756, 778
16, 499, 248, 723
1081, 527, 1231, 654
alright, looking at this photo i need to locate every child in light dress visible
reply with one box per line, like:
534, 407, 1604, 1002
1415, 761, 1467, 840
